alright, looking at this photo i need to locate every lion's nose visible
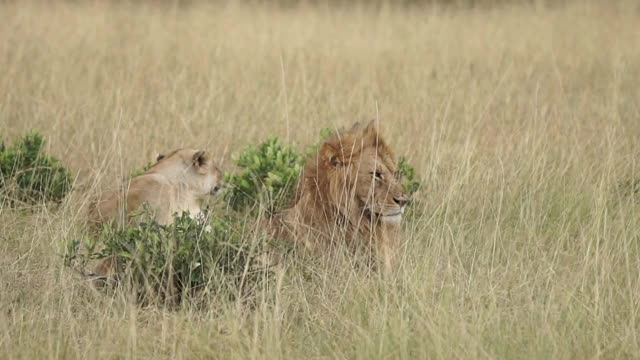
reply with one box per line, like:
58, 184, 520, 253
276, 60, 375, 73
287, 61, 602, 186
393, 195, 409, 207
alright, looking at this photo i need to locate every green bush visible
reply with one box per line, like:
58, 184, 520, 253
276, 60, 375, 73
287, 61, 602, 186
225, 129, 421, 214
398, 156, 421, 196
66, 208, 272, 305
225, 137, 305, 214
0, 132, 72, 204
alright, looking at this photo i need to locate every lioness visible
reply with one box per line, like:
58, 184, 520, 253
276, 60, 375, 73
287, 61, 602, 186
89, 149, 222, 227
88, 148, 223, 284
273, 121, 410, 269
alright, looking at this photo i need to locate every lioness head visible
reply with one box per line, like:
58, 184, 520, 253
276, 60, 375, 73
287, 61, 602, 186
150, 148, 223, 198
317, 121, 409, 225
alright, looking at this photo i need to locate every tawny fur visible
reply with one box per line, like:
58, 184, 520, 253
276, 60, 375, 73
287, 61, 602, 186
273, 121, 410, 268
89, 149, 222, 227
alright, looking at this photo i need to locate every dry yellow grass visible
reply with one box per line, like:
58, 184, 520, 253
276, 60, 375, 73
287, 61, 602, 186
1, 1, 640, 358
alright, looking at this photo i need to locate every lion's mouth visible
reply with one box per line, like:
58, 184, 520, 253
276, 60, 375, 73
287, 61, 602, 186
381, 213, 402, 224
365, 207, 405, 224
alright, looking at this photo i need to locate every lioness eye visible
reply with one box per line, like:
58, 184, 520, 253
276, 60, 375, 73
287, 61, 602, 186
371, 171, 383, 181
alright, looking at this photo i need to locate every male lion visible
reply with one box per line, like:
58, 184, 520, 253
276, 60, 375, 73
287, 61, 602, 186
88, 148, 223, 284
274, 120, 410, 268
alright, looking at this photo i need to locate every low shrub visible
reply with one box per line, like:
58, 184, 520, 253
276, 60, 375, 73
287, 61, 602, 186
398, 156, 421, 196
224, 137, 305, 214
65, 208, 273, 306
0, 131, 72, 205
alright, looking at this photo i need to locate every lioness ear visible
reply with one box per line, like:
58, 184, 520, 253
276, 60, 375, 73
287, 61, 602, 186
320, 142, 343, 167
156, 153, 165, 162
192, 150, 208, 168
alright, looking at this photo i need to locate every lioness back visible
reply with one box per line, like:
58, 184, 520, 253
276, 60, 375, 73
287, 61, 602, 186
89, 148, 223, 227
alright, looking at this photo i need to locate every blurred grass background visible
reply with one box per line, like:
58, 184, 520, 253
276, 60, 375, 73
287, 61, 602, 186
1, 0, 639, 358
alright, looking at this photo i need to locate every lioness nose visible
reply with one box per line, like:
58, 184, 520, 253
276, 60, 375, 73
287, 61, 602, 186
394, 195, 409, 207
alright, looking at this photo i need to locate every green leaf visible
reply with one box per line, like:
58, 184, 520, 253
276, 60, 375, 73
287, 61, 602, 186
0, 131, 72, 204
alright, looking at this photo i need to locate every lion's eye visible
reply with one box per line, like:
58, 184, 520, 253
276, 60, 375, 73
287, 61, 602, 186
371, 171, 383, 181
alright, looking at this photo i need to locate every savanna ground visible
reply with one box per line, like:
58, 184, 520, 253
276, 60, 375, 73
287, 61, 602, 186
1, 0, 640, 358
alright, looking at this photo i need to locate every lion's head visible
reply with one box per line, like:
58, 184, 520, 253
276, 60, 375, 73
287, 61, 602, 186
150, 148, 223, 198
296, 121, 409, 234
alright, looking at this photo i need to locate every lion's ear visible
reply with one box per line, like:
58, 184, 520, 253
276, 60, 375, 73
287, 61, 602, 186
192, 150, 208, 168
362, 120, 380, 145
320, 142, 344, 168
364, 119, 378, 134
156, 153, 165, 162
